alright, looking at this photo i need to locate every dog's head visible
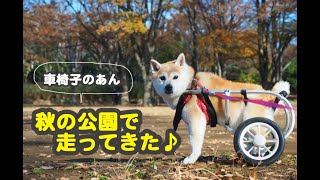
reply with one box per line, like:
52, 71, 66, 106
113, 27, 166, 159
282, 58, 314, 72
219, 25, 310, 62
150, 53, 195, 99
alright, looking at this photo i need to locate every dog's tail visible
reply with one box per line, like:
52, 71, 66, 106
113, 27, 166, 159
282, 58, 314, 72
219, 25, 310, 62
271, 81, 290, 95
271, 81, 290, 113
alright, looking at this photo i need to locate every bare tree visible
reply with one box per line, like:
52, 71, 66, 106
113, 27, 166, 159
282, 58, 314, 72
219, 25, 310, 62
254, 0, 296, 88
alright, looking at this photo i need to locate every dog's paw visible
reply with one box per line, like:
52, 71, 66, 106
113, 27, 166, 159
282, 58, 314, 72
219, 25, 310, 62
182, 156, 191, 165
182, 156, 197, 165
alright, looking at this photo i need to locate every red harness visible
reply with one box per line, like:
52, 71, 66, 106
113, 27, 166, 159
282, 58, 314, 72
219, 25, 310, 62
182, 94, 211, 125
172, 79, 218, 131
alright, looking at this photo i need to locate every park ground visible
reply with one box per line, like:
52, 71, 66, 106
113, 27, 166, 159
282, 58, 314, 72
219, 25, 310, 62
23, 105, 297, 180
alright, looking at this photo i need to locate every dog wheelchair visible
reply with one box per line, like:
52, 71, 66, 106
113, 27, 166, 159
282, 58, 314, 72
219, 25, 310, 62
182, 88, 296, 166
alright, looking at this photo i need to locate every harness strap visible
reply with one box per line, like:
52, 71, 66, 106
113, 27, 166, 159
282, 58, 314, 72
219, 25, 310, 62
240, 89, 248, 106
273, 90, 288, 111
201, 88, 218, 127
192, 79, 218, 127
173, 93, 186, 131
173, 79, 220, 131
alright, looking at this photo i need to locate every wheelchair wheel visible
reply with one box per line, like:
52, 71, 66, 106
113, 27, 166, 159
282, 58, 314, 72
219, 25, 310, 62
234, 117, 285, 166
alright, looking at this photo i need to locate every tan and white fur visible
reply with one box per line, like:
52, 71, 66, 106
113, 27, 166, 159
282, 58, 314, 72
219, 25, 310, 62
150, 53, 290, 165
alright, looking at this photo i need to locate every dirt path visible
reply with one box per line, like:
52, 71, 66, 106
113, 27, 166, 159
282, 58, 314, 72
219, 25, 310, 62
23, 106, 297, 179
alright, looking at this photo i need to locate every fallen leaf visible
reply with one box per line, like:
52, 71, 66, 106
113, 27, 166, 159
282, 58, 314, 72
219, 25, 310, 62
276, 160, 282, 164
195, 177, 208, 180
74, 163, 84, 166
74, 165, 89, 170
287, 168, 296, 171
162, 162, 170, 165
40, 174, 47, 178
41, 166, 54, 170
207, 161, 214, 165
274, 174, 284, 177
223, 174, 233, 177
55, 163, 67, 168
235, 172, 244, 178
251, 168, 257, 180
152, 174, 165, 179
64, 166, 73, 170
266, 172, 275, 175
56, 177, 69, 180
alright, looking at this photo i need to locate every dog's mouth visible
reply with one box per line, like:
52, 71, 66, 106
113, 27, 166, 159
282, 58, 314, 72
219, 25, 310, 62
165, 84, 173, 94
165, 90, 173, 94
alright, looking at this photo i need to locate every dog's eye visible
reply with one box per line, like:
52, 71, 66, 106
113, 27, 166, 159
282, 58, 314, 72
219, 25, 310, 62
160, 76, 166, 81
173, 75, 178, 80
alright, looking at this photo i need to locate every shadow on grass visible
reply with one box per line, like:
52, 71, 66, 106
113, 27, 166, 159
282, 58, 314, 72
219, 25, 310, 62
66, 154, 238, 166
24, 141, 52, 146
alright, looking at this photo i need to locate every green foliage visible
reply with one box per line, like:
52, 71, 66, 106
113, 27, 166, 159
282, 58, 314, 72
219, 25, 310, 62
23, 63, 31, 81
239, 71, 261, 84
23, 83, 115, 105
32, 168, 45, 175
130, 81, 144, 100
134, 171, 146, 179
158, 42, 184, 62
81, 63, 98, 75
99, 176, 108, 180
32, 62, 46, 82
158, 46, 177, 62
23, 83, 49, 99
283, 60, 297, 93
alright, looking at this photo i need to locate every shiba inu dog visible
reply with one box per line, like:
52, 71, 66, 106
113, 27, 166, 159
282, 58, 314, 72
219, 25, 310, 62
150, 53, 290, 165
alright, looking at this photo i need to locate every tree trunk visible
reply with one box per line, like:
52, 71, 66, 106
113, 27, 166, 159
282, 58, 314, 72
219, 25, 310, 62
147, 42, 156, 106
222, 64, 227, 78
120, 67, 129, 105
259, 56, 269, 89
186, 6, 198, 72
135, 51, 152, 106
271, 56, 282, 83
214, 52, 222, 76
143, 74, 152, 106
258, 35, 270, 89
256, 0, 271, 89
219, 53, 227, 78
191, 27, 198, 72
117, 42, 129, 105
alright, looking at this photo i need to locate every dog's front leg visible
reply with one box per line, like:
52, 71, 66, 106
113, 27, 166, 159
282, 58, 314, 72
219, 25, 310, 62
182, 111, 207, 165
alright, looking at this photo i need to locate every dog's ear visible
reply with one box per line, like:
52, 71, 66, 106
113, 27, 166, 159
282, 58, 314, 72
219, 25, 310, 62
150, 59, 161, 73
175, 53, 186, 66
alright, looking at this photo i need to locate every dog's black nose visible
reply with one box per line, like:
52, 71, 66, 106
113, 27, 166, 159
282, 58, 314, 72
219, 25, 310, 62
165, 84, 173, 94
